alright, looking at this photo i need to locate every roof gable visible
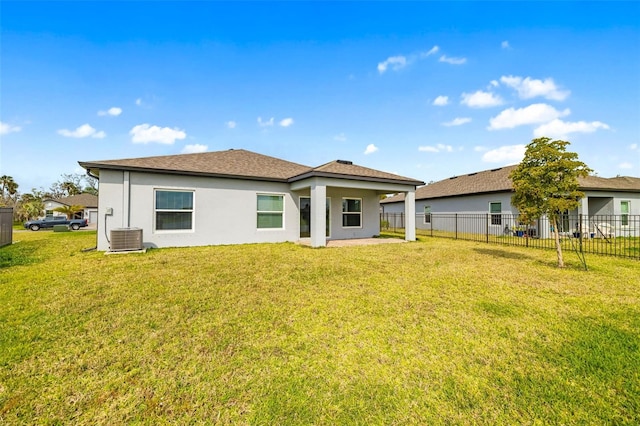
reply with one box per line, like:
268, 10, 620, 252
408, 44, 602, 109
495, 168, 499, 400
290, 160, 424, 185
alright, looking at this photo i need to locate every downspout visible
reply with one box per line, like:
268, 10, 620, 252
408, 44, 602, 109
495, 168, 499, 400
84, 168, 99, 251
123, 171, 131, 228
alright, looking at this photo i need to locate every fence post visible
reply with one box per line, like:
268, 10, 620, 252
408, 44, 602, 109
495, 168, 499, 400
486, 213, 489, 243
455, 213, 458, 239
579, 213, 583, 254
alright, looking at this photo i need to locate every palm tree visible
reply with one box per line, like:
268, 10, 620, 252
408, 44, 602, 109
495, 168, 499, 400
53, 204, 85, 219
0, 175, 18, 199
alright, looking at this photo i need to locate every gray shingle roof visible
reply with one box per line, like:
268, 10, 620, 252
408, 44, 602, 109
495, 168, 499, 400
291, 160, 424, 185
79, 149, 424, 186
80, 149, 312, 182
382, 165, 640, 204
47, 193, 98, 208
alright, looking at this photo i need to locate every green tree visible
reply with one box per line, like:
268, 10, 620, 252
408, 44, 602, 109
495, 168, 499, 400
0, 175, 19, 203
510, 137, 591, 268
53, 205, 85, 219
18, 199, 45, 221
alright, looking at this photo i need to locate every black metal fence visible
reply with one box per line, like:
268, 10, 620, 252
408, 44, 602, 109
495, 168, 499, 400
380, 212, 640, 260
0, 207, 13, 248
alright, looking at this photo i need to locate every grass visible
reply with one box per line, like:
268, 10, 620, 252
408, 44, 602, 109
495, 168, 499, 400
1, 230, 639, 424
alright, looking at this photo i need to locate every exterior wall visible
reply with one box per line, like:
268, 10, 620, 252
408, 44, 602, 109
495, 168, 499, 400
382, 192, 517, 230
293, 187, 382, 241
96, 171, 389, 250
98, 170, 303, 251
328, 187, 380, 240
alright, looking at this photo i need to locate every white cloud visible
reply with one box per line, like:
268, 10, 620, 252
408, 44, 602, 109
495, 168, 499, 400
421, 45, 439, 57
474, 146, 488, 152
629, 143, 638, 151
378, 46, 439, 74
418, 143, 454, 153
257, 117, 274, 127
58, 124, 106, 139
461, 90, 503, 108
439, 55, 467, 65
500, 75, 570, 101
0, 121, 21, 135
334, 133, 347, 142
364, 144, 378, 154
226, 121, 237, 129
181, 144, 208, 154
377, 55, 407, 73
442, 117, 472, 127
129, 124, 186, 144
98, 107, 122, 116
501, 41, 510, 49
135, 98, 142, 106
433, 95, 449, 106
482, 145, 526, 163
279, 117, 294, 127
619, 162, 634, 169
488, 103, 571, 130
489, 80, 499, 87
533, 119, 610, 139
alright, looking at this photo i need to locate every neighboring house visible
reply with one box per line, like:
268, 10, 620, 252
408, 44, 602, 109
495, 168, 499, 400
381, 164, 640, 238
79, 149, 424, 250
43, 194, 99, 223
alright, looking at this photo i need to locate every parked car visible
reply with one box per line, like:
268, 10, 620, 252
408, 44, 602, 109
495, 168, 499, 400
24, 216, 88, 231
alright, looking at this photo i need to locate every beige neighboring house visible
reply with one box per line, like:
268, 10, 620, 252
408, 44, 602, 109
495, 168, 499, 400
79, 149, 424, 251
43, 194, 99, 224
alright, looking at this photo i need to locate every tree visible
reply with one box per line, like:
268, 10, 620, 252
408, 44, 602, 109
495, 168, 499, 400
83, 174, 98, 195
49, 173, 97, 197
0, 175, 19, 203
510, 137, 591, 268
53, 204, 85, 219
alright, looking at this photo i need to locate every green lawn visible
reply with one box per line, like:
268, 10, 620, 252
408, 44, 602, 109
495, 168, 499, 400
1, 231, 639, 424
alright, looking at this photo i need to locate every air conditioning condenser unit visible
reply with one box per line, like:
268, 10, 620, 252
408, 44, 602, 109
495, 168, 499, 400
110, 228, 143, 252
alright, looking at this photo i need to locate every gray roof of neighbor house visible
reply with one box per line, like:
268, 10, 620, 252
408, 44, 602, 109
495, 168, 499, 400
79, 149, 424, 186
46, 193, 98, 208
381, 165, 640, 204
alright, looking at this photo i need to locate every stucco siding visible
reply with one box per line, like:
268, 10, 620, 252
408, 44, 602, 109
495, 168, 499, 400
96, 171, 389, 250
97, 171, 300, 250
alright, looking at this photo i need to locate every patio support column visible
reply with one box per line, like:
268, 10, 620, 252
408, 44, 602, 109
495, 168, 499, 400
310, 182, 327, 247
405, 189, 416, 241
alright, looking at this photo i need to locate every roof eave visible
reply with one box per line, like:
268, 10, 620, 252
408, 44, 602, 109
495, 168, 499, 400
289, 171, 424, 186
78, 162, 291, 183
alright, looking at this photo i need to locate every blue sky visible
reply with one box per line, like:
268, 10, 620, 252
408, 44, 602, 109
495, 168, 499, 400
1, 1, 639, 192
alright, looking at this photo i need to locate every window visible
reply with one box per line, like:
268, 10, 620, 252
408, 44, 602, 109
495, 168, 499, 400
257, 194, 284, 229
342, 198, 362, 228
490, 202, 502, 226
424, 205, 432, 224
155, 190, 193, 231
621, 201, 630, 226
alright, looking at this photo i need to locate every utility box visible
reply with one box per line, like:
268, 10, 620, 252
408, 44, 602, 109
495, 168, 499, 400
53, 225, 70, 232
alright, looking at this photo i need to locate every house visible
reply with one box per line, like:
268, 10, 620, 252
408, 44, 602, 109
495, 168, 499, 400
381, 165, 640, 238
43, 193, 99, 224
79, 149, 424, 251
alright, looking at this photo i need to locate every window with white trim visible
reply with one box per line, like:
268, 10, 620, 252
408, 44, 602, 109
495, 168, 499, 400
424, 205, 432, 224
621, 201, 630, 226
342, 198, 362, 228
155, 190, 194, 231
490, 202, 502, 226
257, 194, 284, 229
